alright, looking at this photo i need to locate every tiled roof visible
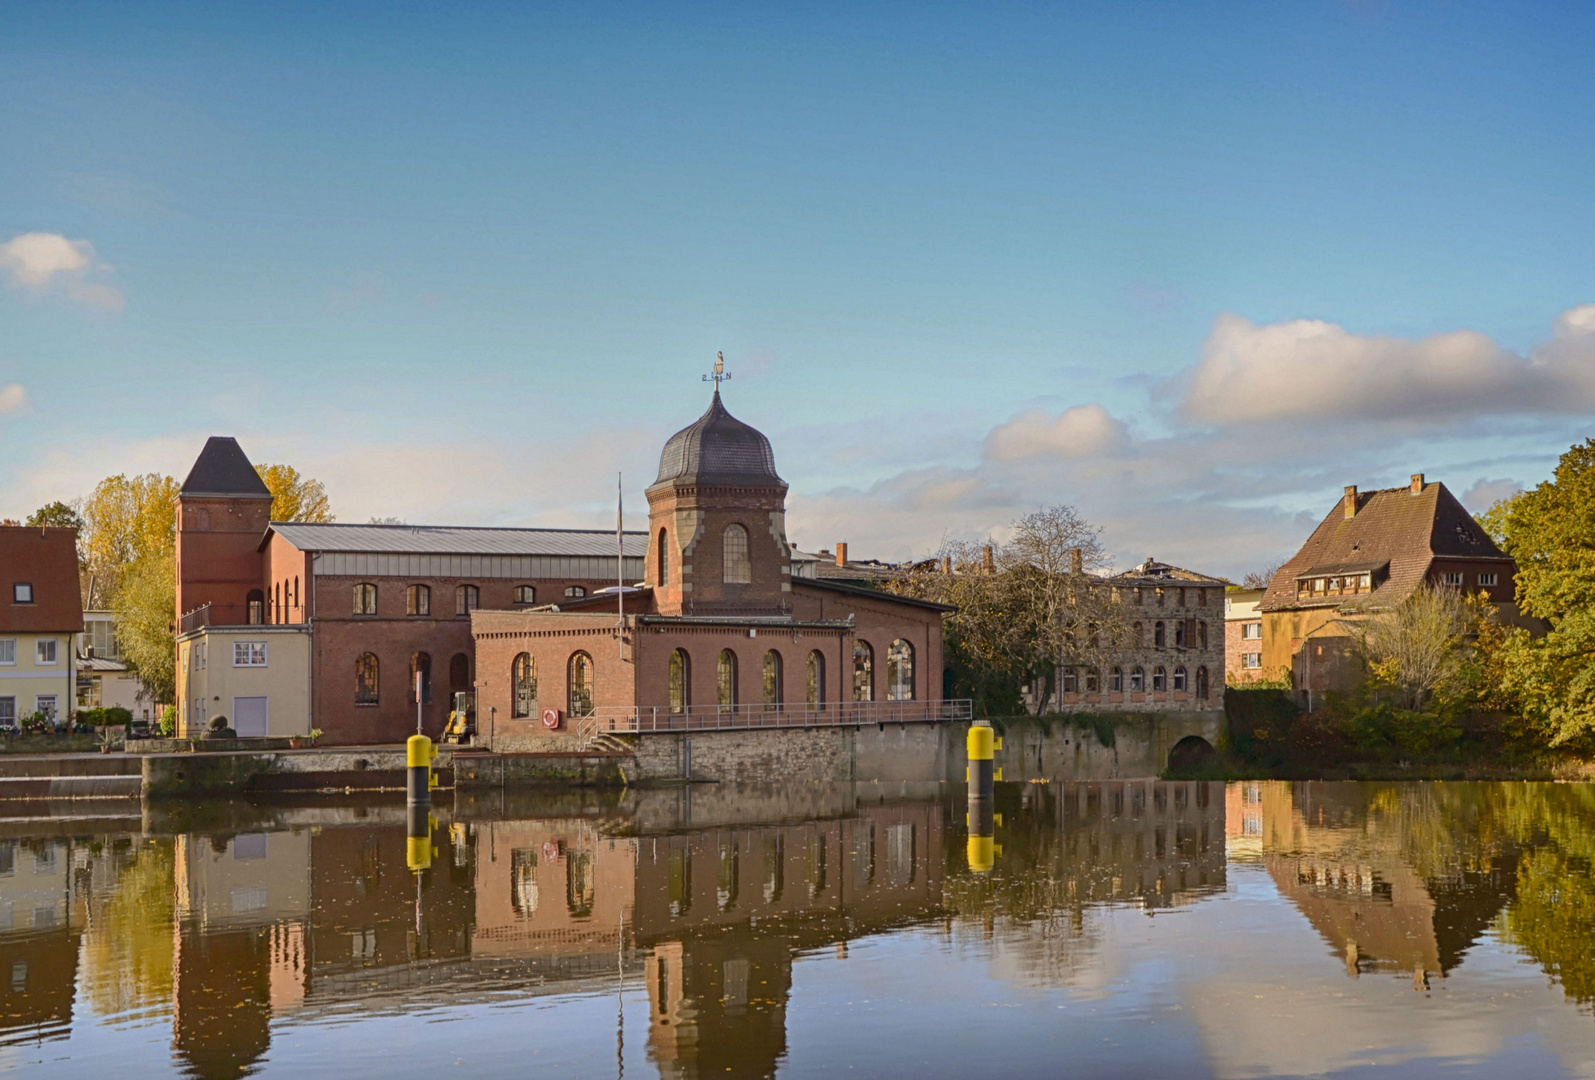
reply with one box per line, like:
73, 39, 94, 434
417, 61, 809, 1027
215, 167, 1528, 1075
1106, 558, 1227, 587
0, 527, 84, 633
651, 390, 785, 489
180, 437, 271, 498
1260, 481, 1509, 613
267, 522, 648, 558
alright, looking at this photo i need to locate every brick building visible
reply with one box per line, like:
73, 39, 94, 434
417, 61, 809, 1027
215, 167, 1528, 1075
473, 388, 954, 748
1224, 586, 1266, 685
1259, 473, 1521, 709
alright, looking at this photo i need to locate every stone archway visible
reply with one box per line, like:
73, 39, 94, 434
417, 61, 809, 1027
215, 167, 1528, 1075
1168, 734, 1216, 772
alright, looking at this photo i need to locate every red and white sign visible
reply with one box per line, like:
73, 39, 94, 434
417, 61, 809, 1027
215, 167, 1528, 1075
541, 707, 562, 730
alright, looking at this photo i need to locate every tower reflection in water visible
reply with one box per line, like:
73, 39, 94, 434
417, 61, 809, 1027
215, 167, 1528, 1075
3, 781, 1594, 1077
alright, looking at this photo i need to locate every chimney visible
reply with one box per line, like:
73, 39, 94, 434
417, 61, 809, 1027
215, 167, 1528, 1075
1343, 485, 1358, 519
1410, 473, 1424, 495
982, 545, 995, 573
835, 542, 848, 567
941, 556, 952, 574
1070, 547, 1083, 574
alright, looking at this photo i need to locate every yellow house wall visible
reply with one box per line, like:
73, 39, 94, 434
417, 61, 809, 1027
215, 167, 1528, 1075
0, 632, 75, 724
1260, 608, 1346, 684
176, 627, 312, 737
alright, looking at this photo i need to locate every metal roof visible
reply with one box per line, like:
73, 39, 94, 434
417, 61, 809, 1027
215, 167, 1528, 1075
652, 390, 785, 488
267, 522, 648, 558
180, 437, 272, 498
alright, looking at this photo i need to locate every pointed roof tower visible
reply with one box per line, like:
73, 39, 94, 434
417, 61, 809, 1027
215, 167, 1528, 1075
180, 437, 271, 499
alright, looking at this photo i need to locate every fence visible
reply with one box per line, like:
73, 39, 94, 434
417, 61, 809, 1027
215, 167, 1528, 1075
574, 698, 972, 741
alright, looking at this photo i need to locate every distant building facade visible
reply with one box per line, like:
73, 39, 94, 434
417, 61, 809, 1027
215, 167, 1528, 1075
1259, 474, 1520, 709
0, 526, 82, 727
1224, 587, 1266, 685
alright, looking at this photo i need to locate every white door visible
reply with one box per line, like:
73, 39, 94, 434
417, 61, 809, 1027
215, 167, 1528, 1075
233, 696, 268, 737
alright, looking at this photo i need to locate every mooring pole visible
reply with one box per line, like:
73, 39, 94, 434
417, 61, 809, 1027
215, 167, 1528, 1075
966, 720, 1001, 872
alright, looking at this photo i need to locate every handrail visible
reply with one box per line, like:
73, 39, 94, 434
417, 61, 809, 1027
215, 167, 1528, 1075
572, 699, 972, 735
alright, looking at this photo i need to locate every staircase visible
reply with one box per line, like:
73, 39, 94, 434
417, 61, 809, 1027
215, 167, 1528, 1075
574, 715, 635, 755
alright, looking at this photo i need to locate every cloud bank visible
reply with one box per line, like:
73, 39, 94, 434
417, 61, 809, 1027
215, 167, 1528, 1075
0, 232, 124, 312
0, 385, 26, 415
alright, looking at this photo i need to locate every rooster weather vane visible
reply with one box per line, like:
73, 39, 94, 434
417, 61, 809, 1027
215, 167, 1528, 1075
703, 351, 731, 388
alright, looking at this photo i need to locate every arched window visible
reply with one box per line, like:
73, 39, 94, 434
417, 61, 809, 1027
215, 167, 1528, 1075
1152, 665, 1166, 692
566, 851, 594, 918
355, 653, 379, 705
853, 641, 874, 702
1197, 620, 1208, 650
1175, 621, 1186, 648
807, 650, 826, 710
564, 586, 586, 599
723, 524, 751, 584
658, 528, 670, 587
1085, 669, 1100, 693
1130, 665, 1145, 692
407, 584, 430, 616
512, 653, 537, 718
1196, 666, 1210, 699
455, 584, 480, 616
1061, 668, 1079, 694
449, 652, 470, 693
246, 589, 264, 624
293, 576, 299, 610
514, 585, 536, 605
1173, 666, 1188, 692
1154, 621, 1166, 648
886, 639, 915, 701
669, 649, 690, 714
273, 582, 280, 623
567, 651, 594, 716
717, 649, 738, 713
763, 650, 783, 709
410, 652, 432, 703
1110, 666, 1123, 692
353, 583, 377, 616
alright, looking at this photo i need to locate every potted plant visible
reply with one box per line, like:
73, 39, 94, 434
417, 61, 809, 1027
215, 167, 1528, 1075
308, 728, 324, 748
288, 735, 304, 749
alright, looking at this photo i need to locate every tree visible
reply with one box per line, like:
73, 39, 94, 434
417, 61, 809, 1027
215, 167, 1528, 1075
1358, 584, 1483, 711
1475, 493, 1522, 547
255, 464, 333, 523
113, 555, 175, 707
80, 474, 179, 597
1243, 562, 1282, 590
1492, 439, 1595, 747
26, 500, 84, 532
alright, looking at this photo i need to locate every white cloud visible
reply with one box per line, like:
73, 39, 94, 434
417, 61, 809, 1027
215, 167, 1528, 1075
985, 404, 1129, 462
0, 384, 26, 414
1180, 304, 1595, 425
1461, 476, 1522, 512
0, 232, 124, 311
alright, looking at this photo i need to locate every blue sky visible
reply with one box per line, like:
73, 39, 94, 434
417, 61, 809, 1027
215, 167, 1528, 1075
3, 1, 1594, 575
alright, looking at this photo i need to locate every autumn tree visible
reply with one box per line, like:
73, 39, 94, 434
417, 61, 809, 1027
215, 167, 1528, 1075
1358, 584, 1485, 711
255, 464, 334, 524
26, 500, 85, 532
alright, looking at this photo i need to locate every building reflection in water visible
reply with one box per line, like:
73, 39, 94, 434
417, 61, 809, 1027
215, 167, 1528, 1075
3, 780, 1594, 1078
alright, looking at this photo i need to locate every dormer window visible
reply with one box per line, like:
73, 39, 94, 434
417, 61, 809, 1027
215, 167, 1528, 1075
12, 583, 32, 604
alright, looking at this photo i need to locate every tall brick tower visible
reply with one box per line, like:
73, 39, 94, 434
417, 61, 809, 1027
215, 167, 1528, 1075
175, 437, 272, 626
645, 387, 791, 616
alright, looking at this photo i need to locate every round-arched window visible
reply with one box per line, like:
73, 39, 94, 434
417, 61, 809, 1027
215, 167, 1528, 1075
717, 649, 738, 712
723, 524, 751, 584
669, 649, 690, 714
1152, 665, 1167, 692
567, 651, 594, 716
763, 650, 783, 708
886, 639, 915, 701
512, 653, 537, 718
806, 650, 826, 710
853, 641, 874, 702
1173, 666, 1188, 692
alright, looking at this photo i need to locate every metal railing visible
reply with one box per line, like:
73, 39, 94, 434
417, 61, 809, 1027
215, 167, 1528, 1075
178, 604, 212, 635
574, 699, 972, 740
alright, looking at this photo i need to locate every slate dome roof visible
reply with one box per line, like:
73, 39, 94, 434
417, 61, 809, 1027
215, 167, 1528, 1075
653, 391, 785, 488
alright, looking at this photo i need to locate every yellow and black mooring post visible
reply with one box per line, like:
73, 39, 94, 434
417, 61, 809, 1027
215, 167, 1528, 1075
407, 733, 436, 806
966, 720, 1002, 873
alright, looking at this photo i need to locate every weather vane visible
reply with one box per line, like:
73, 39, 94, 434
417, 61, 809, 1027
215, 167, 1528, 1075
702, 350, 731, 388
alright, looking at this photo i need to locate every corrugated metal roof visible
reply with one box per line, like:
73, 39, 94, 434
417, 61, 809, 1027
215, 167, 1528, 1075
268, 522, 648, 558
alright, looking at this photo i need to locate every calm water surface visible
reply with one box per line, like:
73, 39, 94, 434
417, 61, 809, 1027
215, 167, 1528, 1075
0, 781, 1592, 1079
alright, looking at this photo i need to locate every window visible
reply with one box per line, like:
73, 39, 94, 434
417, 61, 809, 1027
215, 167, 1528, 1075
35, 640, 57, 665
247, 589, 265, 624
658, 529, 670, 587
1156, 588, 1166, 607
1062, 668, 1079, 694
407, 585, 431, 616
293, 577, 299, 609
512, 653, 537, 718
0, 640, 13, 665
1358, 573, 1372, 589
1152, 666, 1166, 692
1130, 666, 1145, 692
723, 524, 751, 584
514, 585, 536, 605
0, 698, 12, 726
1110, 667, 1123, 692
1197, 620, 1208, 650
1478, 572, 1498, 587
273, 582, 280, 622
853, 641, 874, 702
763, 650, 783, 709
1197, 589, 1208, 607
1085, 669, 1100, 693
564, 586, 586, 599
1174, 621, 1186, 648
1178, 588, 1187, 606
1241, 622, 1262, 640
1242, 653, 1262, 669
1195, 666, 1209, 699
717, 649, 738, 712
233, 642, 267, 667
1442, 572, 1464, 586
1134, 588, 1144, 606
455, 584, 480, 616
35, 696, 56, 721
12, 583, 34, 604
410, 652, 432, 704
355, 653, 379, 706
353, 583, 378, 616
1173, 666, 1188, 692
669, 649, 690, 714
567, 652, 594, 716
886, 640, 915, 701
806, 650, 825, 710
449, 653, 470, 693
1154, 621, 1166, 649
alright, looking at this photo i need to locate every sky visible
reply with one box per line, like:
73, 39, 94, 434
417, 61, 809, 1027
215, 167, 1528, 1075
3, 1, 1594, 578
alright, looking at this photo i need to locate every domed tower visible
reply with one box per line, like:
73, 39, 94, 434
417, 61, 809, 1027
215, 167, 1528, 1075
646, 387, 791, 616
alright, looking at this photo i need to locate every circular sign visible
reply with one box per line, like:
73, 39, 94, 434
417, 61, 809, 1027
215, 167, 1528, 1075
541, 707, 562, 730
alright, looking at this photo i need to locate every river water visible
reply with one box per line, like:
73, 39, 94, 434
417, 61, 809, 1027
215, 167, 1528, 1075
0, 781, 1591, 1079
